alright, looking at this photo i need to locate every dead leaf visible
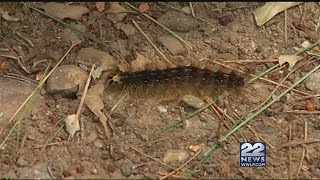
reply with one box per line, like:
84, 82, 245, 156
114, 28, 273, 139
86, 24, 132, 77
64, 114, 80, 137
278, 54, 303, 71
107, 2, 128, 24
76, 48, 118, 79
36, 71, 45, 81
138, 3, 150, 13
40, 2, 89, 20
131, 53, 152, 71
96, 2, 106, 13
254, 2, 303, 26
0, 60, 11, 70
306, 99, 316, 111
107, 2, 128, 13
0, 8, 20, 21
62, 24, 86, 45
84, 75, 110, 138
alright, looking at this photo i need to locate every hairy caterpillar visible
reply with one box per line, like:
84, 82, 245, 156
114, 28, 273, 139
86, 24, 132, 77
103, 65, 245, 103
109, 66, 244, 87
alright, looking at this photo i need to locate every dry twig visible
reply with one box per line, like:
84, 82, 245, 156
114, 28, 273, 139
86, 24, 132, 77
131, 19, 175, 67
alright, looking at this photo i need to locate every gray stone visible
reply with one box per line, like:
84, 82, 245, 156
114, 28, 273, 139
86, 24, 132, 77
17, 156, 29, 167
47, 65, 88, 96
115, 22, 136, 37
158, 35, 187, 55
17, 163, 51, 179
305, 71, 320, 93
157, 105, 168, 113
181, 6, 191, 15
61, 24, 86, 44
149, 165, 158, 173
0, 77, 34, 123
158, 11, 198, 32
181, 95, 204, 109
93, 139, 104, 149
120, 163, 133, 177
163, 149, 189, 163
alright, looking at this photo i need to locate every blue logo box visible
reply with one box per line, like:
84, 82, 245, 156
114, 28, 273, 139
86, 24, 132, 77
240, 142, 266, 167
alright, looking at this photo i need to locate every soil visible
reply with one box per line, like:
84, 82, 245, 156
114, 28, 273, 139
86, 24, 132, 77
1, 2, 320, 179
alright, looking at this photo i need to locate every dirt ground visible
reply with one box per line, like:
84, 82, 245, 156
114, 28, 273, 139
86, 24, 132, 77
1, 2, 320, 179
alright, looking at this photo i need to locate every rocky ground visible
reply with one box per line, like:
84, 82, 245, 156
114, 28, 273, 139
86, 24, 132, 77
1, 2, 320, 179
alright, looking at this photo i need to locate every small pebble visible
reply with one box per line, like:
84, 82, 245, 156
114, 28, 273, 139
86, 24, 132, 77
305, 71, 320, 93
158, 11, 198, 32
17, 156, 29, 167
46, 65, 88, 96
158, 35, 187, 55
115, 22, 136, 37
120, 164, 133, 177
163, 149, 189, 163
188, 145, 201, 152
181, 6, 191, 15
182, 95, 204, 109
157, 105, 167, 113
149, 165, 158, 173
93, 139, 104, 149
132, 156, 141, 164
140, 134, 149, 141
91, 168, 98, 174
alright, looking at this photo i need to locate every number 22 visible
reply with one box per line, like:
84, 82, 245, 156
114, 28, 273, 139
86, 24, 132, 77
241, 143, 265, 156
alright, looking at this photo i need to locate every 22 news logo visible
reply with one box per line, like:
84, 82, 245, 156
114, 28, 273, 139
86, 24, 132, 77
240, 142, 266, 167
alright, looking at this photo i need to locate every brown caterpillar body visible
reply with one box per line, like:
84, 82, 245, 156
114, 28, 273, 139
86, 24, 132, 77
109, 66, 244, 88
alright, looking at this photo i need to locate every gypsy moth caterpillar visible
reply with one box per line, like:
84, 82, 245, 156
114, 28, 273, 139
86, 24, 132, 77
106, 66, 244, 102
109, 66, 244, 87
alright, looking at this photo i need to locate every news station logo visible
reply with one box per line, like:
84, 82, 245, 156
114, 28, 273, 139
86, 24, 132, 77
240, 142, 266, 167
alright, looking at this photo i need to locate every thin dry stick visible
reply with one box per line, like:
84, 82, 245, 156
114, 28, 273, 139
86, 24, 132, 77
284, 110, 320, 114
280, 139, 320, 149
6, 41, 81, 125
296, 120, 308, 177
139, 137, 170, 147
131, 19, 175, 67
285, 9, 288, 43
47, 165, 55, 179
158, 172, 182, 179
212, 60, 312, 96
292, 94, 320, 102
75, 64, 96, 120
76, 64, 96, 138
110, 90, 128, 113
160, 150, 201, 180
131, 146, 178, 172
288, 123, 293, 180
15, 31, 34, 47
224, 59, 279, 63
189, 2, 195, 18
